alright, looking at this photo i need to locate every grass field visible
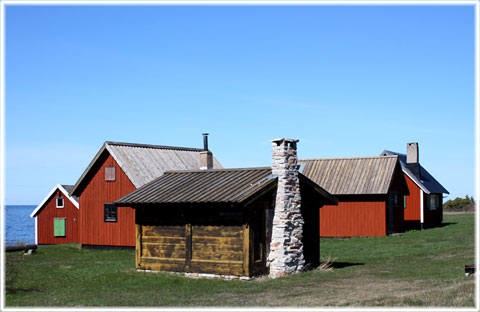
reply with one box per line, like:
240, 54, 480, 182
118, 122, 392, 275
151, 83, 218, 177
5, 213, 475, 307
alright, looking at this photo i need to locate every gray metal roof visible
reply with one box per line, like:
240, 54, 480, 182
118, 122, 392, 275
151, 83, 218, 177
71, 141, 223, 196
115, 167, 276, 205
299, 156, 399, 195
115, 167, 337, 206
381, 150, 449, 194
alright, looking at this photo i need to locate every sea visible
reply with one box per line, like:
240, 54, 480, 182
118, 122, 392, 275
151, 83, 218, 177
5, 205, 36, 246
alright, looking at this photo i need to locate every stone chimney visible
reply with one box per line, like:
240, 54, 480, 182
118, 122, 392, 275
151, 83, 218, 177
267, 138, 305, 278
200, 133, 213, 170
406, 142, 420, 178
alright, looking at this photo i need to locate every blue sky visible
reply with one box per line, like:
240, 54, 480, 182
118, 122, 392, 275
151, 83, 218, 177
4, 4, 475, 204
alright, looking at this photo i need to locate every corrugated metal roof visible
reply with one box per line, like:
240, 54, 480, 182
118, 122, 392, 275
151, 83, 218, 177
71, 141, 223, 196
299, 156, 399, 195
115, 167, 276, 205
381, 150, 449, 194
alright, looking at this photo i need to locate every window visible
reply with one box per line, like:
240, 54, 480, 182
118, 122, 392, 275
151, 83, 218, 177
429, 194, 439, 211
105, 166, 116, 182
404, 195, 407, 209
392, 191, 399, 207
104, 203, 117, 222
54, 218, 66, 237
56, 196, 64, 208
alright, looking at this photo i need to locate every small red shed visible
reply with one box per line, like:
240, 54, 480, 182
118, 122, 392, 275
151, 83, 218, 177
299, 156, 409, 237
381, 142, 449, 229
30, 184, 79, 244
70, 140, 222, 248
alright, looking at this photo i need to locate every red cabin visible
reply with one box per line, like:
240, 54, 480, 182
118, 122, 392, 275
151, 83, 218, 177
30, 184, 79, 244
381, 142, 449, 229
70, 140, 222, 248
299, 156, 409, 237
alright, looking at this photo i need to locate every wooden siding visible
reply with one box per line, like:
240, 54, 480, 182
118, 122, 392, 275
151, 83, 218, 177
190, 225, 245, 275
136, 223, 246, 276
388, 164, 406, 233
404, 174, 421, 222
320, 196, 387, 237
139, 225, 186, 272
423, 193, 443, 225
79, 152, 136, 246
403, 173, 442, 227
37, 190, 79, 244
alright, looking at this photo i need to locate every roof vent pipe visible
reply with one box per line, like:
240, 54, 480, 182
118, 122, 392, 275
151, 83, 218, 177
200, 133, 213, 170
202, 133, 209, 151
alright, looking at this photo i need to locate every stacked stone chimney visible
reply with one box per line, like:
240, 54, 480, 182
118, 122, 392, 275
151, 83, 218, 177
267, 138, 305, 278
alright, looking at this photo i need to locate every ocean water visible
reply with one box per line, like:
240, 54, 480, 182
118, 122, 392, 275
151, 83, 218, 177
5, 205, 36, 246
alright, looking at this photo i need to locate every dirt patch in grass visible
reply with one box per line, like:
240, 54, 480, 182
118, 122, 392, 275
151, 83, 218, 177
195, 274, 471, 307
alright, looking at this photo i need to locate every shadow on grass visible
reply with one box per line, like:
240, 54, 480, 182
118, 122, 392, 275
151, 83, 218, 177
6, 287, 42, 295
315, 261, 364, 271
330, 262, 364, 269
423, 222, 456, 230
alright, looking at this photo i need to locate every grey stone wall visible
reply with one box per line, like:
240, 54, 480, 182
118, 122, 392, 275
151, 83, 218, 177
267, 138, 305, 278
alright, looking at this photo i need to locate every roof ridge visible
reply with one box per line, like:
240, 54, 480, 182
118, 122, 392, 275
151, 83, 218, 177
105, 141, 205, 152
300, 155, 398, 161
382, 150, 406, 156
164, 167, 272, 174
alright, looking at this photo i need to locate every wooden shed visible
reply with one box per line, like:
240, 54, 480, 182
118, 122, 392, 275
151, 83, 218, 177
299, 156, 409, 237
30, 184, 79, 245
115, 167, 337, 277
381, 143, 449, 229
70, 140, 222, 248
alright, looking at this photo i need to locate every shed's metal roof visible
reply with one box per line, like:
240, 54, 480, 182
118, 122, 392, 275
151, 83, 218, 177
299, 156, 399, 195
115, 167, 276, 205
380, 150, 449, 194
115, 167, 337, 206
71, 141, 223, 196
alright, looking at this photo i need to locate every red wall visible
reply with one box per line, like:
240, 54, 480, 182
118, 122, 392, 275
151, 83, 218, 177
403, 174, 442, 226
79, 152, 136, 247
404, 174, 421, 221
319, 196, 387, 237
37, 190, 79, 244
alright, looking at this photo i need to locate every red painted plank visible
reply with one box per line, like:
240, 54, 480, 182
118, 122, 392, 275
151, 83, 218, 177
319, 198, 387, 237
79, 152, 136, 247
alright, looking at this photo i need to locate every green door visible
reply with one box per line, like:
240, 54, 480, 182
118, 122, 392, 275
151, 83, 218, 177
54, 218, 66, 237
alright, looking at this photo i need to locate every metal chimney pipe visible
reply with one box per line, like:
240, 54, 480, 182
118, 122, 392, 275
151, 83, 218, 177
202, 133, 209, 151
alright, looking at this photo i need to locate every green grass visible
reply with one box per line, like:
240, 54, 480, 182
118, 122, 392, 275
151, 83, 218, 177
5, 214, 475, 307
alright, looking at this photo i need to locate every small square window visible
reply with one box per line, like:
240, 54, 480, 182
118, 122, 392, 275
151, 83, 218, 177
56, 196, 64, 208
105, 166, 116, 182
104, 203, 117, 222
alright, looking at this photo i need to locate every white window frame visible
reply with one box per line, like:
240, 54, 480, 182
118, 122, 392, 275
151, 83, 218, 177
56, 196, 64, 208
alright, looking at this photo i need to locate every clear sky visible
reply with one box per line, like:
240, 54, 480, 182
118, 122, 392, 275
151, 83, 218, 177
4, 3, 475, 205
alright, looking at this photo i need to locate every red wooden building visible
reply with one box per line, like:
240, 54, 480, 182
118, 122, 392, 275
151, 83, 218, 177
381, 142, 449, 229
70, 140, 222, 248
30, 184, 79, 244
299, 156, 409, 237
